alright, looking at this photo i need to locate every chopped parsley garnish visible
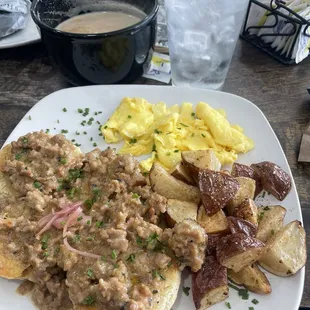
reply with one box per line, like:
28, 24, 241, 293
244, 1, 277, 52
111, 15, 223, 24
143, 172, 149, 176
81, 120, 86, 126
86, 236, 94, 241
45, 129, 50, 134
154, 129, 162, 134
128, 115, 132, 119
59, 157, 67, 165
104, 125, 108, 129
201, 133, 206, 138
15, 153, 21, 160
43, 252, 49, 257
96, 221, 104, 228
28, 115, 32, 120
86, 220, 91, 225
66, 188, 76, 199
152, 270, 166, 280
99, 133, 103, 136
78, 108, 83, 113
83, 296, 95, 306
225, 302, 231, 309
228, 283, 240, 291
41, 234, 50, 250
22, 137, 28, 144
77, 216, 83, 222
129, 138, 137, 144
263, 206, 270, 211
252, 299, 259, 305
61, 129, 68, 134
90, 137, 93, 142
113, 263, 119, 269
180, 123, 189, 127
63, 108, 67, 112
132, 193, 140, 199
87, 117, 94, 125
68, 169, 83, 182
93, 143, 97, 147
83, 131, 87, 135
258, 211, 265, 223
174, 150, 179, 153
127, 254, 135, 262
73, 234, 81, 243
146, 233, 159, 245
111, 250, 117, 260
75, 131, 80, 135
54, 247, 60, 254
183, 287, 190, 296
33, 181, 42, 189
84, 199, 94, 209
71, 139, 75, 142
136, 236, 144, 247
249, 308, 254, 310
75, 143, 81, 147
86, 268, 94, 278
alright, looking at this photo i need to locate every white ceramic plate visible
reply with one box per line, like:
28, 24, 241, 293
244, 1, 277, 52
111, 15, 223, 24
1, 85, 304, 310
0, 11, 40, 49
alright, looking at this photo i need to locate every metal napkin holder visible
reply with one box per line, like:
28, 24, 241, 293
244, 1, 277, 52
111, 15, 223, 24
240, 0, 310, 64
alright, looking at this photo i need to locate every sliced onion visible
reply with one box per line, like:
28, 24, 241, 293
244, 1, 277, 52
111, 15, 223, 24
63, 237, 100, 259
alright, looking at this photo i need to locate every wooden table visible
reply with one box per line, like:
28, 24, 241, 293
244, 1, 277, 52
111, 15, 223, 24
1, 39, 310, 307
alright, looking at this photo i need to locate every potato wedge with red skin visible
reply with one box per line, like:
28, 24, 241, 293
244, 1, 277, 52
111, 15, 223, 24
181, 150, 221, 183
150, 164, 200, 204
170, 162, 194, 185
259, 220, 306, 276
205, 234, 227, 256
256, 205, 286, 242
192, 256, 228, 310
233, 198, 258, 225
231, 163, 263, 197
228, 263, 272, 295
197, 207, 229, 234
226, 177, 255, 215
198, 169, 240, 216
166, 199, 198, 227
227, 216, 257, 237
216, 233, 265, 272
251, 161, 291, 201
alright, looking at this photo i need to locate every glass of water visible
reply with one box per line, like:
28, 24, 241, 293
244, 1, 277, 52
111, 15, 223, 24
165, 0, 249, 90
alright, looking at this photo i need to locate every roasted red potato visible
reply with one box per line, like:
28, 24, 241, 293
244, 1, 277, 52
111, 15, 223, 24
205, 234, 227, 256
170, 162, 194, 185
198, 169, 240, 216
197, 207, 229, 234
231, 162, 263, 197
216, 233, 265, 272
251, 161, 291, 201
233, 198, 258, 225
227, 216, 257, 237
192, 256, 228, 310
228, 263, 272, 295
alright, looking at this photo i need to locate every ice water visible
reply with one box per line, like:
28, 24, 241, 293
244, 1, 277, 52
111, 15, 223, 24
165, 0, 249, 90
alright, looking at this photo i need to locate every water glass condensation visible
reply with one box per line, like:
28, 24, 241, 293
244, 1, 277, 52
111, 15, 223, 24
165, 0, 249, 90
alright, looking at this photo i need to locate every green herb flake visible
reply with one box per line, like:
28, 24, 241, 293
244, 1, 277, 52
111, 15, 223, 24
45, 129, 50, 134
33, 181, 42, 189
129, 138, 137, 144
77, 216, 83, 222
41, 234, 50, 250
132, 193, 140, 199
71, 139, 75, 142
113, 263, 119, 269
252, 299, 259, 305
128, 115, 132, 119
96, 221, 104, 228
81, 121, 86, 126
83, 131, 87, 135
201, 133, 206, 138
59, 157, 67, 165
63, 108, 67, 112
54, 247, 60, 254
78, 108, 83, 113
225, 302, 231, 309
86, 268, 94, 278
111, 250, 117, 260
191, 112, 195, 117
93, 143, 97, 147
86, 220, 91, 225
154, 129, 162, 134
84, 199, 94, 209
75, 131, 80, 135
258, 211, 265, 223
174, 150, 179, 153
262, 191, 266, 198
183, 287, 190, 296
75, 143, 81, 147
152, 144, 157, 152
228, 283, 240, 291
83, 296, 95, 306
43, 251, 49, 257
249, 308, 254, 310
152, 270, 166, 281
238, 288, 249, 300
104, 125, 108, 129
126, 253, 135, 262
136, 236, 143, 247
28, 115, 32, 120
263, 206, 270, 211
61, 129, 68, 134
15, 153, 22, 160
101, 255, 106, 262
86, 236, 94, 241
57, 119, 60, 123
22, 137, 28, 144
67, 188, 76, 199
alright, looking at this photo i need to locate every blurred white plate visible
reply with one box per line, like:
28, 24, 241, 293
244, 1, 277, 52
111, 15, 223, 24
0, 10, 40, 49
0, 86, 305, 310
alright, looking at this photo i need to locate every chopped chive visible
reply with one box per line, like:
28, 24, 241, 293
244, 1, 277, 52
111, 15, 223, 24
104, 125, 108, 129
59, 157, 67, 165
83, 296, 95, 306
249, 308, 254, 310
86, 220, 91, 225
78, 108, 83, 113
45, 129, 50, 134
180, 123, 189, 127
15, 153, 21, 160
132, 193, 140, 199
129, 138, 137, 144
154, 129, 162, 134
228, 283, 240, 291
87, 268, 94, 277
96, 221, 104, 228
191, 112, 195, 117
174, 150, 179, 153
126, 253, 135, 262
201, 133, 206, 138
57, 119, 60, 123
63, 108, 67, 112
86, 236, 94, 241
93, 143, 97, 147
83, 131, 87, 135
75, 143, 81, 147
225, 302, 231, 309
128, 115, 132, 119
252, 299, 259, 305
263, 206, 270, 210
182, 287, 190, 296
33, 181, 42, 189
28, 115, 32, 120
111, 250, 117, 260
77, 216, 83, 222
43, 251, 49, 257
75, 131, 80, 135
61, 129, 68, 134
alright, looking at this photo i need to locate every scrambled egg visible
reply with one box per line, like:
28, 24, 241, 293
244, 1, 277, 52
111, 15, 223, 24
101, 97, 254, 171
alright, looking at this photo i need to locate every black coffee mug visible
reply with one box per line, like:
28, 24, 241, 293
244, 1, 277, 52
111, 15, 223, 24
31, 0, 158, 85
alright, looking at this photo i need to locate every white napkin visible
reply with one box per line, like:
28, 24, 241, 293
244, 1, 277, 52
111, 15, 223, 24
0, 0, 30, 38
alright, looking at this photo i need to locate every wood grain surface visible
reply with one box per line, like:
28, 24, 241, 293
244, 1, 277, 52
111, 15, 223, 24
1, 40, 310, 307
